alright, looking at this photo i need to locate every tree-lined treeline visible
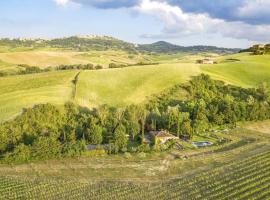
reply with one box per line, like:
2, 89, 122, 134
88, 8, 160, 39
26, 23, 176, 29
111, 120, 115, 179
0, 63, 103, 77
0, 74, 269, 163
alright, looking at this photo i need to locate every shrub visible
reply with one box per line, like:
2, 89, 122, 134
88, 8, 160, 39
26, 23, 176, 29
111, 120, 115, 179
95, 65, 103, 70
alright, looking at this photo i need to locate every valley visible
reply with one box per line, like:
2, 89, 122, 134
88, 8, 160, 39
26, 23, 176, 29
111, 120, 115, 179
0, 37, 269, 200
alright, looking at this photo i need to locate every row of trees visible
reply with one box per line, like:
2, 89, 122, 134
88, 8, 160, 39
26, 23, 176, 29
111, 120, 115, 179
0, 63, 104, 77
0, 74, 269, 163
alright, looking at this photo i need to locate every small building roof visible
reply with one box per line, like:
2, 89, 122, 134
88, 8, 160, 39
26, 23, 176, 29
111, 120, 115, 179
150, 130, 177, 138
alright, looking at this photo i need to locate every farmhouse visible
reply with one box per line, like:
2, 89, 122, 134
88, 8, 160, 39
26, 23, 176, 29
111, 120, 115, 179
149, 130, 178, 144
196, 58, 214, 64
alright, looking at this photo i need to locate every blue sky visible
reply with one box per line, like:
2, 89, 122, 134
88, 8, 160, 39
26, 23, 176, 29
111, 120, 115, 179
1, 0, 270, 48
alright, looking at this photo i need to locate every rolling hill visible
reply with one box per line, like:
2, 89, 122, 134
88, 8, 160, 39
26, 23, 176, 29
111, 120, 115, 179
0, 35, 269, 122
0, 71, 77, 121
201, 53, 270, 87
0, 36, 240, 54
0, 51, 270, 121
75, 63, 200, 108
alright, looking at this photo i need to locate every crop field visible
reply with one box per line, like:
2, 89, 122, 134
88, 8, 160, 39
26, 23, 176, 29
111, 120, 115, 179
0, 71, 77, 121
75, 63, 200, 107
0, 122, 269, 200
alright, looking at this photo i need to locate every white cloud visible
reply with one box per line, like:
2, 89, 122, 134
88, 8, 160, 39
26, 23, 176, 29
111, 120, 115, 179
53, 0, 270, 42
136, 0, 270, 42
54, 0, 70, 6
238, 0, 270, 19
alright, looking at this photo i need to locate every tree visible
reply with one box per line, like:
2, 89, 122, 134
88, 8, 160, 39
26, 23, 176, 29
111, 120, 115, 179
126, 121, 140, 141
3, 144, 31, 164
257, 82, 270, 102
88, 124, 103, 145
181, 120, 193, 139
124, 105, 141, 141
95, 65, 103, 70
138, 107, 147, 144
114, 124, 128, 152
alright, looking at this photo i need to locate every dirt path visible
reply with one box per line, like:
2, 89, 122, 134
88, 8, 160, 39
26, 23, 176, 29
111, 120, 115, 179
72, 71, 81, 100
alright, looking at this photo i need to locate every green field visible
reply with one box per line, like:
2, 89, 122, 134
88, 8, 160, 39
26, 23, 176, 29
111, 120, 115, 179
1, 51, 270, 121
0, 49, 150, 69
0, 71, 77, 121
75, 63, 199, 107
201, 53, 270, 87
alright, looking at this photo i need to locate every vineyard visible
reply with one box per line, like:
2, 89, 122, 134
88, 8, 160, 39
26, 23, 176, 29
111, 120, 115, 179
0, 147, 269, 199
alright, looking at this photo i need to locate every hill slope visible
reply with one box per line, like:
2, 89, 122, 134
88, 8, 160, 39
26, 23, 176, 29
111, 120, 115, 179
0, 71, 77, 121
1, 52, 270, 121
75, 63, 200, 108
201, 53, 270, 87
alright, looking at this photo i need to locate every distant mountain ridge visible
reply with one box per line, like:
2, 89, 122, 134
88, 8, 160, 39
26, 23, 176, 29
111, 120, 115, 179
0, 36, 240, 54
137, 41, 241, 54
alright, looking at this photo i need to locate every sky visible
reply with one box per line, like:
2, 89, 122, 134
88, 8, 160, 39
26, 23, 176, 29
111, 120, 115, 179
1, 0, 270, 48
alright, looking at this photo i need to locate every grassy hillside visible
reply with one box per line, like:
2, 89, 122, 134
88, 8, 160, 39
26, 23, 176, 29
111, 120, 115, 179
0, 50, 148, 69
0, 71, 77, 121
75, 63, 200, 108
1, 52, 270, 121
201, 53, 270, 87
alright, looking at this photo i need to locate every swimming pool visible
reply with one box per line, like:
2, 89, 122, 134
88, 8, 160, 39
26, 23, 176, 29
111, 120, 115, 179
192, 141, 213, 147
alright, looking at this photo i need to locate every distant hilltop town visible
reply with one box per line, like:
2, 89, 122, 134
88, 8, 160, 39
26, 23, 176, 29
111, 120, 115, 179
241, 43, 270, 55
13, 35, 113, 41
251, 44, 270, 55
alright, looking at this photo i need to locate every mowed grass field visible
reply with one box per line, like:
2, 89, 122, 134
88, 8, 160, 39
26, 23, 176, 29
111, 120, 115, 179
0, 71, 77, 121
75, 63, 200, 108
201, 53, 270, 87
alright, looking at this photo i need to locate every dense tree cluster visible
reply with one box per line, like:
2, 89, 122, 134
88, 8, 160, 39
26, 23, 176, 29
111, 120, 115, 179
0, 74, 269, 163
0, 103, 148, 163
147, 74, 270, 135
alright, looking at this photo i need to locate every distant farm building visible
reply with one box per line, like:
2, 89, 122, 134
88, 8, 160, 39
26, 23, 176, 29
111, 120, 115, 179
196, 58, 214, 64
149, 130, 178, 144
